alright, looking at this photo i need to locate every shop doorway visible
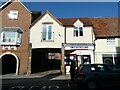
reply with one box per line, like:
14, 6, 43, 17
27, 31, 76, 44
81, 55, 91, 64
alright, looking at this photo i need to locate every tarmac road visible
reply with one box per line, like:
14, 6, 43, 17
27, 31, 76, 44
1, 70, 119, 90
1, 70, 79, 90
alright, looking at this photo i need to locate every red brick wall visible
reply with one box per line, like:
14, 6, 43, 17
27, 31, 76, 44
0, 1, 31, 75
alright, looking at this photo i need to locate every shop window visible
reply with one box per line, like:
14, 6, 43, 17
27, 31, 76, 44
103, 57, 113, 65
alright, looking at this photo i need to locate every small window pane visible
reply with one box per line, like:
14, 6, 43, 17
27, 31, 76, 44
48, 26, 52, 40
42, 26, 47, 40
3, 32, 16, 43
74, 29, 78, 37
17, 33, 22, 44
79, 27, 83, 36
74, 27, 78, 37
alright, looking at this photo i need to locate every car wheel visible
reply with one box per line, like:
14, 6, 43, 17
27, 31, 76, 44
86, 81, 97, 90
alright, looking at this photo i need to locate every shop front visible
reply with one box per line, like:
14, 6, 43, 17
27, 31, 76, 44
95, 53, 120, 65
65, 44, 94, 67
102, 53, 120, 65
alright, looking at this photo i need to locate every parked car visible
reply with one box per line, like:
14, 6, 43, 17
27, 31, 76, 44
74, 64, 120, 90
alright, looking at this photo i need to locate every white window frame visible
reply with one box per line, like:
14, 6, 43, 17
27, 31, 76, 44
107, 38, 115, 46
1, 31, 22, 45
74, 27, 78, 37
74, 27, 83, 37
42, 24, 53, 41
8, 10, 18, 19
16, 33, 22, 44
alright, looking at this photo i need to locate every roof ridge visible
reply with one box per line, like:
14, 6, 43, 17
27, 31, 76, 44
0, 0, 31, 13
58, 17, 89, 19
30, 10, 63, 28
0, 0, 13, 9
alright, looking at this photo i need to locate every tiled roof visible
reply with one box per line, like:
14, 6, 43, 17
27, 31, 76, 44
90, 18, 119, 38
0, 0, 31, 12
58, 18, 119, 38
58, 18, 93, 27
31, 11, 41, 23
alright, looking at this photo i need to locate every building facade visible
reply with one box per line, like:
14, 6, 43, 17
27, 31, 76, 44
91, 18, 120, 65
58, 18, 95, 65
30, 11, 65, 73
0, 0, 31, 75
30, 11, 120, 74
0, 1, 120, 75
30, 11, 95, 74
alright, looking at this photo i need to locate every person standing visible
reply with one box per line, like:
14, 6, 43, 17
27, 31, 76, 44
70, 60, 75, 81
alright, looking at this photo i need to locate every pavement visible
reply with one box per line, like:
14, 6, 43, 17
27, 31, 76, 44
0, 70, 71, 80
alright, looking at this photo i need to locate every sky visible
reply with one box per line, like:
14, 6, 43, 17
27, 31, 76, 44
0, 1, 119, 18
1, 0, 120, 2
23, 2, 119, 18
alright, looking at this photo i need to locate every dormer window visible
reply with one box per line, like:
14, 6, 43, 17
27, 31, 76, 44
8, 10, 18, 19
0, 27, 23, 45
74, 27, 83, 37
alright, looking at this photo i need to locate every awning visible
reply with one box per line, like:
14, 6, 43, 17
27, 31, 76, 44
0, 27, 23, 33
70, 50, 92, 55
70, 50, 81, 55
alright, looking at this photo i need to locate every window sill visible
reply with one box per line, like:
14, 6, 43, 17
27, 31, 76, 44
41, 40, 54, 42
1, 42, 21, 45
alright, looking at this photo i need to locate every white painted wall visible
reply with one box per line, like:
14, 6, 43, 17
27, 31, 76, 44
94, 38, 120, 63
95, 38, 119, 53
66, 27, 94, 43
30, 14, 65, 49
95, 54, 103, 63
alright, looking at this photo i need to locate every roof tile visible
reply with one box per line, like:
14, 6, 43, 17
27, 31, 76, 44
58, 18, 93, 27
90, 18, 119, 38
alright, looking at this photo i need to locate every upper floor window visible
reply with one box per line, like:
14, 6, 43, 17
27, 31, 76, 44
0, 27, 23, 45
8, 10, 18, 19
42, 24, 53, 41
107, 38, 115, 45
74, 27, 83, 37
